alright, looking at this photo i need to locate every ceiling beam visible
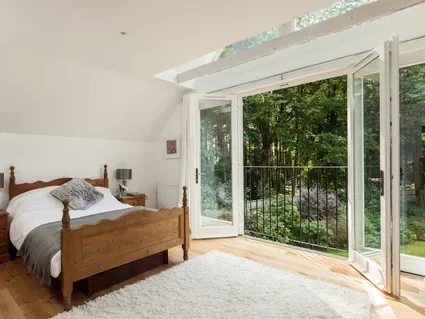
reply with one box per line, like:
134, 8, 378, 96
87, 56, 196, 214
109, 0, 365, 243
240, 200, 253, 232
177, 0, 425, 84
213, 53, 366, 95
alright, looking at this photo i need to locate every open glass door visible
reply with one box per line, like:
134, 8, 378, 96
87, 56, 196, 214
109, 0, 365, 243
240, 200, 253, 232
348, 37, 400, 295
187, 94, 240, 239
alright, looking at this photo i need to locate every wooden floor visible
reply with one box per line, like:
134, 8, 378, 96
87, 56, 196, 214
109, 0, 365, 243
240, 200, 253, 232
0, 237, 424, 318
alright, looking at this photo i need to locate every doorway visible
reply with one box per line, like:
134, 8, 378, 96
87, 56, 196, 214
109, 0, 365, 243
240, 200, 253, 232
186, 94, 241, 239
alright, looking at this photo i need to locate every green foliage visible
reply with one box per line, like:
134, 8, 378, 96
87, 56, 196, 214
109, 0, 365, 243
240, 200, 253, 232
199, 105, 233, 221
406, 216, 425, 241
244, 77, 348, 167
220, 28, 278, 59
245, 194, 347, 250
242, 64, 425, 256
401, 219, 417, 246
237, 60, 425, 260
297, 0, 376, 29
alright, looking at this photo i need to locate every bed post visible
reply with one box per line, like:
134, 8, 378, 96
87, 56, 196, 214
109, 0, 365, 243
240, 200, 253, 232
182, 186, 190, 261
103, 165, 109, 188
9, 166, 15, 198
61, 199, 73, 310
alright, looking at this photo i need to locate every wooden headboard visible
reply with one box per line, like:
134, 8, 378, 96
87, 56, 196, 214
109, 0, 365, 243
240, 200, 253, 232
9, 165, 109, 200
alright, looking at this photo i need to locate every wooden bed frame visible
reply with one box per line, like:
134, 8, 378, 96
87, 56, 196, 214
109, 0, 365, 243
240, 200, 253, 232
9, 165, 190, 310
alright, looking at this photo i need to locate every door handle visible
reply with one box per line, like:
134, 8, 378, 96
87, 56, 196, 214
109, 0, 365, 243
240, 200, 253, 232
380, 170, 384, 196
195, 168, 204, 184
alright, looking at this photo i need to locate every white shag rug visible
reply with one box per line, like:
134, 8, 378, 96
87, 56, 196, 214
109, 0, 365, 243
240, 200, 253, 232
52, 251, 372, 319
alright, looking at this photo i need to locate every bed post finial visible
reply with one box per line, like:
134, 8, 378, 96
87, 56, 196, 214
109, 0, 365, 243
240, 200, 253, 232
182, 186, 188, 207
62, 199, 70, 229
103, 165, 109, 188
9, 166, 15, 185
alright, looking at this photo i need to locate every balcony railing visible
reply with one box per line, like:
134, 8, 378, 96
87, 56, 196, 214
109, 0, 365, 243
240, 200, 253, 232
244, 166, 348, 256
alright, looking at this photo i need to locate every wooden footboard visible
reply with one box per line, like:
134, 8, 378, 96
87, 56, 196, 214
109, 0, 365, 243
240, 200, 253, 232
60, 187, 190, 310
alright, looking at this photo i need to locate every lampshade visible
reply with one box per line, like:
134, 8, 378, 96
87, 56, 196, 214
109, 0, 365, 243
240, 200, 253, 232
0, 173, 3, 189
116, 169, 132, 180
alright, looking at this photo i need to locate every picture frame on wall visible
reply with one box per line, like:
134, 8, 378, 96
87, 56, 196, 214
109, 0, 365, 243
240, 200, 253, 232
165, 137, 180, 159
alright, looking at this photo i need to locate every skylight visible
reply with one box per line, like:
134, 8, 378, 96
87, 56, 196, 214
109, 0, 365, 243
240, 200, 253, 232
296, 0, 377, 29
218, 0, 377, 60
218, 28, 279, 59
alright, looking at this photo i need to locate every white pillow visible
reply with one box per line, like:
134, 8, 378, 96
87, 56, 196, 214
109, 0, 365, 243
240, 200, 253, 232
7, 186, 63, 219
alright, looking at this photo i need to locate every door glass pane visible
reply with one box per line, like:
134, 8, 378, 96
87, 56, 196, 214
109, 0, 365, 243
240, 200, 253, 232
199, 100, 233, 227
353, 57, 382, 264
399, 61, 425, 277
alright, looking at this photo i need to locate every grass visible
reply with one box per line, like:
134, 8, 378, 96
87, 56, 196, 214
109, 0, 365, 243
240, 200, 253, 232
324, 241, 425, 259
402, 240, 425, 258
324, 249, 349, 258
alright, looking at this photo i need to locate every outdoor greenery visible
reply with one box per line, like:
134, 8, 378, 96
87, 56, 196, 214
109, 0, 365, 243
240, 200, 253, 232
200, 103, 233, 221
243, 76, 350, 253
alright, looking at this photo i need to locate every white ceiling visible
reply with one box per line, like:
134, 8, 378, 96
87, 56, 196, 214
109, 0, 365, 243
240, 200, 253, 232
0, 0, 334, 141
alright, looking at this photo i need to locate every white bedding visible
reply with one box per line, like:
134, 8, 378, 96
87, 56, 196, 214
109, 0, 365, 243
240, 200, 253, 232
7, 186, 135, 278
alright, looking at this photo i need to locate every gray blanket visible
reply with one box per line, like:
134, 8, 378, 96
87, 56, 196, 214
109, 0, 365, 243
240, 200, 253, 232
18, 207, 144, 285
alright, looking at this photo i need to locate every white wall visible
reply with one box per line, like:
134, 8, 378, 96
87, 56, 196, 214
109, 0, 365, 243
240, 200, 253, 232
0, 132, 145, 209
144, 104, 183, 208
0, 47, 185, 142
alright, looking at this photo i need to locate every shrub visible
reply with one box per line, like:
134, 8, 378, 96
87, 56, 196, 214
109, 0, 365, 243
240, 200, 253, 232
327, 212, 348, 249
201, 181, 232, 221
406, 216, 425, 241
245, 193, 348, 249
364, 216, 380, 249
297, 187, 342, 220
406, 204, 425, 217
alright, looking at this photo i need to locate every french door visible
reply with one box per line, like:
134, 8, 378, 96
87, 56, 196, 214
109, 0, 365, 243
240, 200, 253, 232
186, 94, 241, 239
348, 37, 400, 295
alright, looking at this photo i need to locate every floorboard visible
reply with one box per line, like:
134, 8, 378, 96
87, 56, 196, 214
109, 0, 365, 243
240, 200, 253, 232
0, 237, 423, 318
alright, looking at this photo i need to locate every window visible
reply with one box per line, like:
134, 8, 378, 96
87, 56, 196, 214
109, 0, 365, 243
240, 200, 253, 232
296, 0, 377, 29
219, 0, 376, 59
218, 28, 279, 59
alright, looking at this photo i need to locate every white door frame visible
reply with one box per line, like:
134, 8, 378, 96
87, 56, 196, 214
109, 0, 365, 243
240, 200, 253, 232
347, 37, 400, 295
390, 37, 400, 296
186, 93, 243, 239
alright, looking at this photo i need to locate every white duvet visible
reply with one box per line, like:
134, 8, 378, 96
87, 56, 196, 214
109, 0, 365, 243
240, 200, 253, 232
7, 186, 134, 278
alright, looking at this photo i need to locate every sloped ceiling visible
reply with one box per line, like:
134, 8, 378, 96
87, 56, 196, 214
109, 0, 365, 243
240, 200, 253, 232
0, 0, 333, 141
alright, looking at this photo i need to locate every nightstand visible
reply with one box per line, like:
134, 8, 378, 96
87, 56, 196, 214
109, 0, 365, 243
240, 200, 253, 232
0, 210, 9, 263
116, 194, 147, 206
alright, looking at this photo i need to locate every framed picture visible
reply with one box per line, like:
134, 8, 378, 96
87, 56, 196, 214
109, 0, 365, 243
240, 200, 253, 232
165, 137, 181, 159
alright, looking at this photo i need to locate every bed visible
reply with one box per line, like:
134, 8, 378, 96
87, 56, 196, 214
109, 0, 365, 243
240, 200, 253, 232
7, 165, 190, 310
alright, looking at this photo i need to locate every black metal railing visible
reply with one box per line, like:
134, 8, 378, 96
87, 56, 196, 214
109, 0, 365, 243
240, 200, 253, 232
244, 166, 348, 255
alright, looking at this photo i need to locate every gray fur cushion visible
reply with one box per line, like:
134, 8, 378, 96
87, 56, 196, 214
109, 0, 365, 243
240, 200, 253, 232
50, 178, 104, 210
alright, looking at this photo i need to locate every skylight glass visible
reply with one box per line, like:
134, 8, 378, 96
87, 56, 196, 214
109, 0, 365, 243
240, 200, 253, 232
219, 0, 377, 60
296, 0, 377, 29
218, 28, 279, 59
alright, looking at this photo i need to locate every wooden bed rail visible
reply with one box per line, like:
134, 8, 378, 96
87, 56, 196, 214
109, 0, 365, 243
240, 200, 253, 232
60, 186, 190, 310
9, 165, 109, 200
